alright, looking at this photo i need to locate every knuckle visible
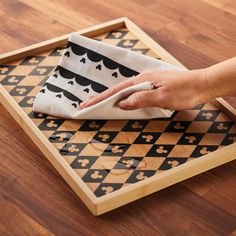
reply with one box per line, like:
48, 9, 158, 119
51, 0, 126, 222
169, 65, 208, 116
109, 86, 118, 94
138, 71, 152, 81
159, 86, 169, 94
125, 79, 135, 87
156, 95, 169, 109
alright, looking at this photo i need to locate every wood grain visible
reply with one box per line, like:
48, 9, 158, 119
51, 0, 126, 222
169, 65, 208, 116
0, 0, 236, 235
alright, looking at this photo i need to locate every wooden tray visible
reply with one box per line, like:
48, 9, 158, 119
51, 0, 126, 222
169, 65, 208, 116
0, 17, 236, 216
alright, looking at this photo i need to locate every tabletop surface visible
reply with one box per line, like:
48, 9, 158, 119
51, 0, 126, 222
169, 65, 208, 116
0, 0, 236, 235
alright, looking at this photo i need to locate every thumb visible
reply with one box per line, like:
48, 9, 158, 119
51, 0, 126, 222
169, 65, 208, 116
118, 90, 157, 110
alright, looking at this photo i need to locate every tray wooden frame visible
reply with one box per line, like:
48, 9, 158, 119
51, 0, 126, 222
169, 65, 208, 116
0, 17, 235, 215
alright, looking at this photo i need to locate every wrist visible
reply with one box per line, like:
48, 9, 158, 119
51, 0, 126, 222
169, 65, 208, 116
192, 57, 236, 105
196, 67, 225, 103
193, 68, 215, 104
203, 58, 236, 98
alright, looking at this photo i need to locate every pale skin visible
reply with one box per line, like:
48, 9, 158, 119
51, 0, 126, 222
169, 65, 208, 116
80, 57, 236, 110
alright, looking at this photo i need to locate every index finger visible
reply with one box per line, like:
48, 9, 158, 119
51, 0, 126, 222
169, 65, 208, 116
80, 77, 136, 109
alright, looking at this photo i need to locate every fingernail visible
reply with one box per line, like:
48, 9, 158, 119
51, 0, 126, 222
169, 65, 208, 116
118, 99, 129, 109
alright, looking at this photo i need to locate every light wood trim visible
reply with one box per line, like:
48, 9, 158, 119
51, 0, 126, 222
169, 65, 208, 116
1, 17, 236, 216
216, 97, 236, 118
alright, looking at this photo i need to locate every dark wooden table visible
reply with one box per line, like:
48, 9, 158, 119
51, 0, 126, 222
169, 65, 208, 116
0, 0, 236, 235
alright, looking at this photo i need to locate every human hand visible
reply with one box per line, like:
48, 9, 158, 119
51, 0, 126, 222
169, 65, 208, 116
80, 69, 211, 110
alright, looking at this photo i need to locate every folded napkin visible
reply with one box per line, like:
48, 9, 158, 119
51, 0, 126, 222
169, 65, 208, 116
33, 33, 182, 119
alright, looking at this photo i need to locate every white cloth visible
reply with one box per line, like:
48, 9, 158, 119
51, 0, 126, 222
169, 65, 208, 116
33, 33, 182, 120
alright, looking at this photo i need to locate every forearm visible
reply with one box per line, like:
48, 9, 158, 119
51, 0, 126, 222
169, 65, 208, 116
204, 57, 236, 99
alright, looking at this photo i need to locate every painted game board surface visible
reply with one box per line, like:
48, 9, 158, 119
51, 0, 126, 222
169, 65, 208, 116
1, 28, 236, 199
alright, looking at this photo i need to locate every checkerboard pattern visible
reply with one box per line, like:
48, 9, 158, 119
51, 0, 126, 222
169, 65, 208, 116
1, 29, 236, 197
